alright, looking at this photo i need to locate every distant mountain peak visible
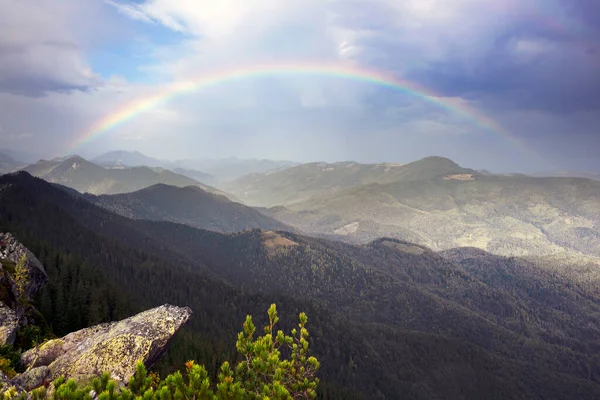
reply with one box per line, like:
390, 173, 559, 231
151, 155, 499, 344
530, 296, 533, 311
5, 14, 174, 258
20, 155, 223, 196
397, 156, 474, 181
89, 181, 290, 233
52, 154, 87, 163
92, 150, 166, 169
409, 156, 461, 168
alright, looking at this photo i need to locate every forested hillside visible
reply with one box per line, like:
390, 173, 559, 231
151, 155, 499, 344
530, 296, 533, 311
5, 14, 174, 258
1, 172, 600, 399
22, 156, 222, 196
88, 183, 290, 233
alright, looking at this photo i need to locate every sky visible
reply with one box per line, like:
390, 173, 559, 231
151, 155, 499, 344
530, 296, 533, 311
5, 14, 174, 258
0, 0, 599, 173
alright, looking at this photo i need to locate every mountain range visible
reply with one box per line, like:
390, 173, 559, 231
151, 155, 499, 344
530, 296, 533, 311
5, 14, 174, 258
87, 183, 290, 233
21, 155, 223, 196
1, 171, 600, 398
224, 157, 600, 260
174, 157, 299, 182
90, 150, 298, 183
92, 150, 167, 168
2, 150, 600, 399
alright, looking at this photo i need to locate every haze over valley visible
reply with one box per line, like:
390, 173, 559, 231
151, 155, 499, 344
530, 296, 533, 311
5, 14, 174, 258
1, 150, 600, 398
1, 0, 600, 399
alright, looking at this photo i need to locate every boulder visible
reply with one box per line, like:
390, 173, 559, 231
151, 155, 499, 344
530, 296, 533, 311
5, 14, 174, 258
0, 302, 18, 345
0, 233, 48, 345
0, 232, 48, 301
21, 324, 113, 369
9, 366, 50, 392
21, 304, 191, 387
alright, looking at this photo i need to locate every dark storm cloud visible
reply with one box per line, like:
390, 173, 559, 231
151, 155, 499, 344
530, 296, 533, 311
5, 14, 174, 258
334, 0, 600, 114
404, 10, 600, 113
406, 31, 600, 113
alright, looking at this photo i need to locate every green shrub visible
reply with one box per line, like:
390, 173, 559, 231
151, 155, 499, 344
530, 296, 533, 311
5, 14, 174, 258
0, 345, 22, 378
1, 304, 319, 400
12, 255, 29, 300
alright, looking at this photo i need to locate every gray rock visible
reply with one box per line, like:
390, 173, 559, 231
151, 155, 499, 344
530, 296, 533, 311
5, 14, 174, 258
22, 304, 192, 385
9, 366, 50, 392
0, 301, 18, 345
21, 323, 113, 369
0, 232, 48, 300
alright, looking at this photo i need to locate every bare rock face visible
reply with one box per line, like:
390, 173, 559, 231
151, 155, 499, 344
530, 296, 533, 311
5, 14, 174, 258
0, 302, 18, 345
0, 232, 48, 346
0, 232, 48, 301
20, 304, 192, 387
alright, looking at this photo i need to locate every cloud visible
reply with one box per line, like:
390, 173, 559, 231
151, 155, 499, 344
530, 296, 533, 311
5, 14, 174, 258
323, 0, 600, 114
0, 0, 121, 96
105, 0, 155, 24
0, 0, 598, 173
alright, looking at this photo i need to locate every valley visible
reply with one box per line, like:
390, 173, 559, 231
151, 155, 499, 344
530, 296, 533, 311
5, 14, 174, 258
3, 2, 599, 398
1, 154, 600, 399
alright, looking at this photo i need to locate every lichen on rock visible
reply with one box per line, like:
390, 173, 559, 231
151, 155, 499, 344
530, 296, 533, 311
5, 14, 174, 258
0, 232, 48, 301
9, 366, 49, 392
0, 235, 192, 394
21, 304, 192, 388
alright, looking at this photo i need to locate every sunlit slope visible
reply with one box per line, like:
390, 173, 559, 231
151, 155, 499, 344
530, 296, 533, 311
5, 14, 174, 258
251, 160, 600, 258
223, 156, 476, 207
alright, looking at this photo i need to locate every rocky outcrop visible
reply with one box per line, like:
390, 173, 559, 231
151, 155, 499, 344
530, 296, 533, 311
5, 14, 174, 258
0, 233, 48, 345
9, 366, 49, 392
0, 232, 48, 301
0, 302, 18, 345
0, 233, 192, 393
19, 304, 192, 389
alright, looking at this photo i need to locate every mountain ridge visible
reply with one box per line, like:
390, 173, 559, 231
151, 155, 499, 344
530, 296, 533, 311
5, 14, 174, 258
92, 150, 165, 168
231, 158, 600, 259
2, 171, 600, 398
222, 156, 476, 207
91, 150, 299, 183
87, 182, 292, 233
21, 155, 224, 196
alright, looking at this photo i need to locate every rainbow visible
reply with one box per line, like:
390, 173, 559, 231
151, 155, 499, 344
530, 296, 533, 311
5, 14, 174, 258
70, 62, 532, 156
